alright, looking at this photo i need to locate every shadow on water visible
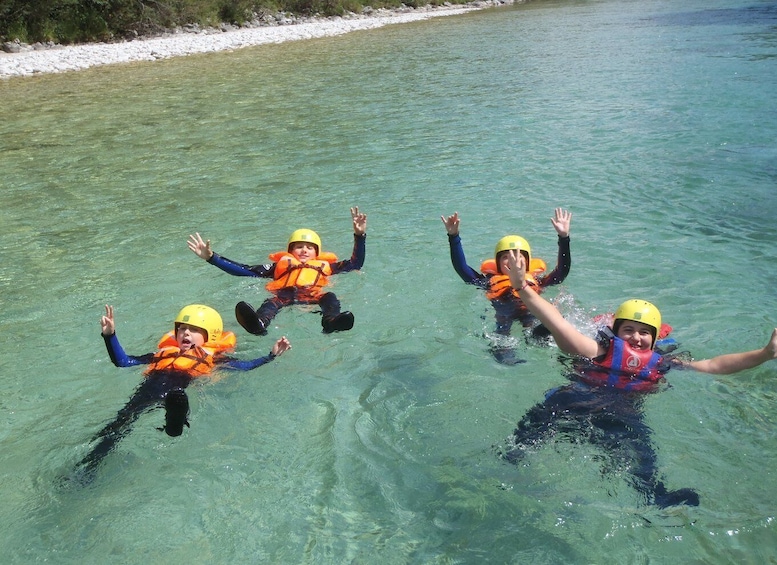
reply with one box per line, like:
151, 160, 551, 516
650, 3, 777, 27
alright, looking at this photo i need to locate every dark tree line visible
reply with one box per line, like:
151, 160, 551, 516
0, 0, 459, 44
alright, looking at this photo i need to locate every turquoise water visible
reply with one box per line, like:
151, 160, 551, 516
2, 0, 777, 562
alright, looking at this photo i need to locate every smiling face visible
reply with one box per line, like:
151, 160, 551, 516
615, 320, 655, 351
289, 241, 317, 263
175, 323, 208, 350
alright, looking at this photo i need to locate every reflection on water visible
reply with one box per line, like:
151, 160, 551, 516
2, 0, 777, 562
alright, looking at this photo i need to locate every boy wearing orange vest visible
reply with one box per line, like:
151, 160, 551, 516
74, 304, 289, 484
189, 207, 367, 335
441, 208, 572, 363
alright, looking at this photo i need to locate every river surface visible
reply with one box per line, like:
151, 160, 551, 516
1, 0, 777, 562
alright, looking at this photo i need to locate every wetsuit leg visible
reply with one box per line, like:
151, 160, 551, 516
488, 297, 528, 364
503, 385, 699, 507
161, 387, 190, 437
74, 383, 159, 483
530, 323, 552, 340
236, 289, 292, 336
502, 405, 556, 463
73, 374, 190, 484
587, 397, 699, 508
318, 292, 354, 333
489, 312, 525, 365
501, 385, 587, 462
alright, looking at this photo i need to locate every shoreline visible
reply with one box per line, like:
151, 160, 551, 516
0, 2, 508, 80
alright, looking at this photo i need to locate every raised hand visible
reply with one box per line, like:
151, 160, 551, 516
550, 208, 572, 238
505, 249, 528, 290
271, 336, 292, 357
351, 207, 367, 236
100, 304, 116, 336
187, 232, 214, 260
440, 212, 460, 236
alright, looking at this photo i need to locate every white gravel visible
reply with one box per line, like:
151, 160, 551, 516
0, 5, 490, 80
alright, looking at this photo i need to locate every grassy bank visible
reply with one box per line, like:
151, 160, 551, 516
0, 0, 471, 45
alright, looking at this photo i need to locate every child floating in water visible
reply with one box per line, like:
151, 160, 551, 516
500, 249, 777, 507
441, 208, 572, 363
188, 207, 367, 335
75, 304, 290, 483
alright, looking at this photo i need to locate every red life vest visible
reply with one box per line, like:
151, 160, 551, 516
580, 333, 666, 391
265, 251, 338, 297
144, 331, 237, 378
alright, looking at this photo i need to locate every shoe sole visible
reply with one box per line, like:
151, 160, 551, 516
235, 301, 267, 335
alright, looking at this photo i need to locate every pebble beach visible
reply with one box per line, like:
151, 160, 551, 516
0, 2, 506, 80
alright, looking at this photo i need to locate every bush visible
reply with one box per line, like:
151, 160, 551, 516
0, 0, 474, 44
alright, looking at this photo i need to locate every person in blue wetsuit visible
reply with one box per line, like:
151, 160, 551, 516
188, 207, 367, 335
74, 304, 290, 483
441, 208, 572, 364
499, 250, 777, 508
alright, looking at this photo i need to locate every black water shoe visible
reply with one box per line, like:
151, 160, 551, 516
163, 388, 190, 437
322, 311, 355, 334
654, 484, 700, 508
235, 301, 267, 336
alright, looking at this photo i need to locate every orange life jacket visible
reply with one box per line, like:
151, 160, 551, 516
480, 258, 546, 301
144, 331, 237, 378
265, 251, 338, 295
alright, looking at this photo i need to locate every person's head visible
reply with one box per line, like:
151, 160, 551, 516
495, 235, 531, 274
287, 229, 321, 263
612, 299, 661, 351
174, 304, 223, 350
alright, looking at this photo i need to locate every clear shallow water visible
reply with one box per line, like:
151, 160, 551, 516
2, 0, 777, 562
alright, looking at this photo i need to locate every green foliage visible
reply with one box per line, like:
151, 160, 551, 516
218, 0, 255, 23
0, 0, 474, 44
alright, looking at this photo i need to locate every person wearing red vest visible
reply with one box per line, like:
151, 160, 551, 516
500, 250, 777, 507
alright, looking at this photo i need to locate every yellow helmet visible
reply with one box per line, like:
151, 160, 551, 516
174, 304, 223, 342
494, 235, 531, 273
495, 235, 531, 259
613, 299, 661, 344
288, 228, 321, 254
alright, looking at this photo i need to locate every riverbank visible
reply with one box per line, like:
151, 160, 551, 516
0, 1, 511, 80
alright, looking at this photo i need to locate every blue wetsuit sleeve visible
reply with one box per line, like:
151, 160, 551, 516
220, 352, 276, 371
208, 252, 275, 278
538, 236, 571, 288
331, 234, 366, 273
448, 234, 488, 287
102, 333, 153, 367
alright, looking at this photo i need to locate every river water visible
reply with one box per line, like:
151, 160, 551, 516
2, 0, 777, 562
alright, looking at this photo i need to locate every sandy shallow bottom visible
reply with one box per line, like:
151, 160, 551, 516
0, 4, 497, 79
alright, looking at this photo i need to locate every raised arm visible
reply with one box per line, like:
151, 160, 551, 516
188, 232, 214, 261
222, 336, 292, 371
441, 212, 460, 236
331, 210, 367, 273
441, 212, 483, 284
100, 305, 150, 367
189, 233, 272, 277
506, 250, 600, 358
101, 304, 116, 336
271, 336, 292, 357
684, 329, 777, 375
550, 208, 572, 238
351, 207, 367, 237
